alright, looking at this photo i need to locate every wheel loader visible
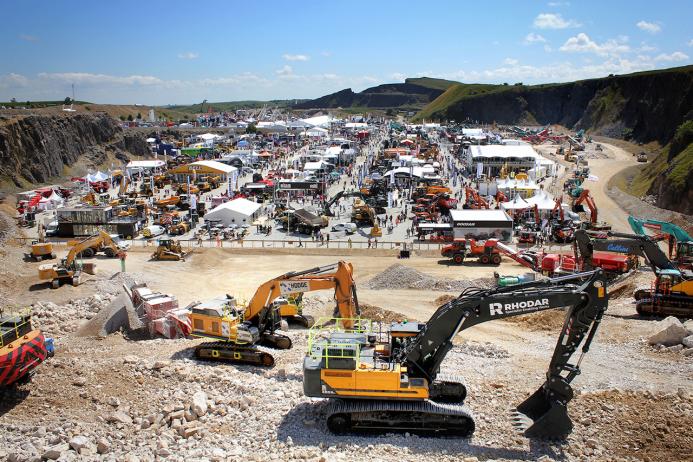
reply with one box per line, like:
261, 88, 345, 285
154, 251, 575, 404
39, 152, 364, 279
151, 239, 188, 261
304, 270, 609, 439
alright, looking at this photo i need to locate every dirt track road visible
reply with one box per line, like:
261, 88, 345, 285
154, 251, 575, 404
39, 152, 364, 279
582, 143, 638, 232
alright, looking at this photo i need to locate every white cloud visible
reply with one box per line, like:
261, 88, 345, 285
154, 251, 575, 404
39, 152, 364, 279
19, 34, 39, 43
638, 42, 656, 52
177, 52, 199, 60
534, 13, 580, 29
504, 58, 519, 65
282, 54, 309, 61
547, 1, 570, 6
636, 21, 661, 34
275, 65, 294, 77
560, 33, 630, 57
544, 44, 553, 52
654, 51, 689, 62
436, 55, 659, 85
0, 73, 30, 88
524, 33, 547, 44
390, 72, 407, 82
37, 72, 168, 87
320, 51, 332, 57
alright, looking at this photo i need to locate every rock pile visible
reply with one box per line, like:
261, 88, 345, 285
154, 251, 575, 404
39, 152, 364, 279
647, 316, 693, 355
31, 293, 115, 336
365, 264, 494, 292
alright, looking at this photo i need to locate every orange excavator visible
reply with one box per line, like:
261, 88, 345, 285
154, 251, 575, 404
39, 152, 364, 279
189, 261, 359, 366
464, 186, 489, 209
550, 195, 575, 243
572, 189, 611, 231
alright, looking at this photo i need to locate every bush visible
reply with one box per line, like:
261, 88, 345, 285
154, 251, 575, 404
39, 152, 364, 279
669, 120, 693, 159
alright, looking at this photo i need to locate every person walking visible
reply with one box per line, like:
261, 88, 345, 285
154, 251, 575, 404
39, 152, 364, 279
367, 238, 372, 249
348, 237, 352, 249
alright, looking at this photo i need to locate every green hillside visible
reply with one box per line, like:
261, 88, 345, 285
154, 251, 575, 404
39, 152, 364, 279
163, 99, 304, 114
404, 77, 460, 91
414, 83, 505, 120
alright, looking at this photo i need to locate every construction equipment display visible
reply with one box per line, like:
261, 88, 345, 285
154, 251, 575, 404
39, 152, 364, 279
151, 239, 188, 261
28, 241, 56, 262
628, 216, 693, 270
572, 190, 611, 231
190, 262, 359, 366
66, 230, 130, 258
303, 270, 608, 439
575, 230, 692, 317
37, 230, 126, 288
0, 311, 54, 387
441, 238, 502, 265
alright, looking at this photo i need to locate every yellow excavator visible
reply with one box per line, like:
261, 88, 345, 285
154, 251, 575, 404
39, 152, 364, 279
65, 230, 130, 258
304, 270, 609, 439
351, 199, 382, 238
190, 261, 359, 366
38, 230, 127, 288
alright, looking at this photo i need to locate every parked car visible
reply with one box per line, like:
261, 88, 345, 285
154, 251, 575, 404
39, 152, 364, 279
142, 225, 166, 238
331, 222, 357, 234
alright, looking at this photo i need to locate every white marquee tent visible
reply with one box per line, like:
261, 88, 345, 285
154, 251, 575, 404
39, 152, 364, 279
205, 198, 262, 226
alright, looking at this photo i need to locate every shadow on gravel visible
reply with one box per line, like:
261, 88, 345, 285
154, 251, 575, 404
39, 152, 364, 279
277, 402, 568, 461
435, 259, 502, 268
0, 385, 31, 418
28, 282, 49, 292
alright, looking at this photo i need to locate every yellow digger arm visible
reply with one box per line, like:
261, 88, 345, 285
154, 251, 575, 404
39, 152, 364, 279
243, 261, 359, 326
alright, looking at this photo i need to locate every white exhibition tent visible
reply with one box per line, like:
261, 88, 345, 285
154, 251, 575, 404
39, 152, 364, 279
500, 194, 530, 210
205, 198, 262, 226
304, 161, 323, 171
302, 115, 333, 128
302, 127, 329, 137
189, 160, 237, 174
86, 171, 109, 182
525, 190, 558, 210
125, 160, 166, 175
37, 191, 65, 211
344, 122, 368, 129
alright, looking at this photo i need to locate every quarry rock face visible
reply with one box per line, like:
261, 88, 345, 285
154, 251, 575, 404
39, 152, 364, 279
0, 113, 148, 186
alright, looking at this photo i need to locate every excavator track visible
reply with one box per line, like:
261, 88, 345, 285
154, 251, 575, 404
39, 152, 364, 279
325, 399, 475, 437
635, 295, 693, 318
261, 332, 292, 350
194, 341, 275, 367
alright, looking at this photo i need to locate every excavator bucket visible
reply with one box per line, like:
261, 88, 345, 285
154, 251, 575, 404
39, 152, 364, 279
511, 386, 573, 439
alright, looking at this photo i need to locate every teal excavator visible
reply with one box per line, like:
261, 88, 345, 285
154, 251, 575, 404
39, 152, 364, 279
628, 216, 692, 271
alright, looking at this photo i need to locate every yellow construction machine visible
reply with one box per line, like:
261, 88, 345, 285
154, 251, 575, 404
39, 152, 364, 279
66, 230, 130, 258
151, 239, 188, 261
29, 242, 56, 262
304, 270, 610, 439
38, 230, 128, 288
190, 261, 359, 366
351, 199, 382, 237
28, 225, 56, 262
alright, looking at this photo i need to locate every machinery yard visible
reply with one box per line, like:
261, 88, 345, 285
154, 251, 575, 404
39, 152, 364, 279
1, 3, 692, 460
1, 124, 692, 461
1, 239, 692, 461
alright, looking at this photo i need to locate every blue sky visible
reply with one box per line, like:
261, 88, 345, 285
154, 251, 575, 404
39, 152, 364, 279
1, 0, 691, 105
